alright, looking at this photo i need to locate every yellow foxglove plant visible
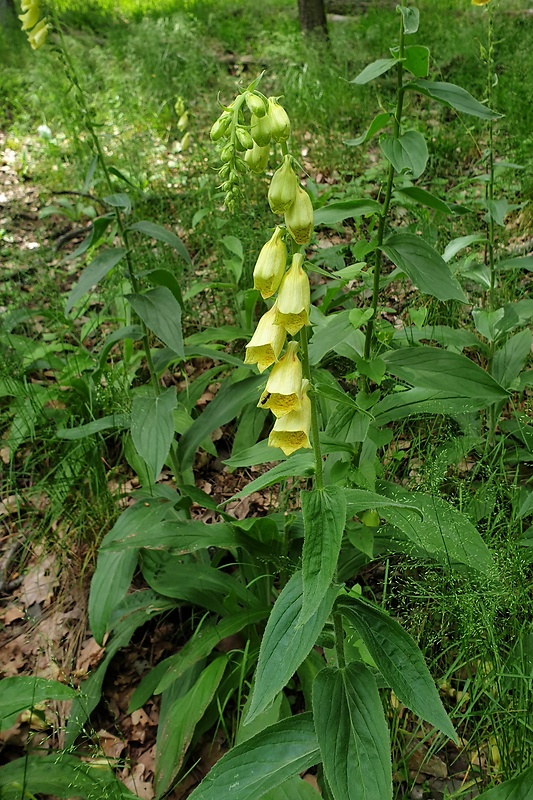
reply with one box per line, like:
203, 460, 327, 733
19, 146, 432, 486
268, 155, 299, 214
253, 226, 288, 299
472, 0, 491, 5
268, 379, 311, 455
275, 253, 310, 336
244, 304, 286, 373
284, 184, 314, 245
258, 340, 303, 417
18, 0, 49, 49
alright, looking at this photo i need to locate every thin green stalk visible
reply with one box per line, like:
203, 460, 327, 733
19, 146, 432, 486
363, 15, 406, 363
299, 324, 323, 491
486, 4, 496, 311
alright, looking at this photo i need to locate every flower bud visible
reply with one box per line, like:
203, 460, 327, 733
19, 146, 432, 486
275, 253, 310, 335
244, 304, 286, 373
19, 2, 40, 30
220, 143, 234, 163
251, 113, 272, 147
268, 98, 291, 142
268, 155, 298, 215
284, 185, 314, 245
244, 142, 270, 174
245, 92, 268, 118
210, 114, 231, 142
253, 226, 287, 299
177, 111, 189, 132
180, 132, 191, 151
258, 341, 302, 417
268, 380, 311, 455
235, 126, 254, 151
27, 17, 49, 50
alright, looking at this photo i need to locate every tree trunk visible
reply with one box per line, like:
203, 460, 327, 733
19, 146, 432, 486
297, 0, 329, 39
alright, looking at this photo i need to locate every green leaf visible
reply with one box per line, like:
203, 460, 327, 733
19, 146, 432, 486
380, 131, 428, 179
394, 186, 451, 214
351, 58, 398, 85
246, 571, 337, 723
178, 374, 264, 473
474, 765, 533, 800
148, 268, 185, 309
393, 324, 482, 351
155, 657, 227, 796
308, 310, 354, 364
383, 233, 466, 302
104, 192, 132, 213
127, 286, 184, 358
402, 45, 429, 77
0, 755, 137, 799
344, 488, 421, 516
0, 677, 75, 731
407, 79, 502, 120
261, 777, 322, 800
187, 714, 320, 800
383, 346, 509, 403
492, 329, 533, 390
129, 220, 191, 264
56, 413, 130, 440
101, 519, 238, 552
337, 595, 457, 741
226, 452, 315, 502
301, 486, 346, 623
344, 112, 391, 146
397, 5, 419, 34
65, 248, 126, 314
313, 198, 381, 225
131, 387, 177, 478
373, 387, 491, 423
442, 233, 487, 262
497, 255, 533, 272
313, 662, 392, 800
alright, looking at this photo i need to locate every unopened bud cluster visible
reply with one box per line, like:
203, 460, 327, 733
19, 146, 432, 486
18, 0, 49, 49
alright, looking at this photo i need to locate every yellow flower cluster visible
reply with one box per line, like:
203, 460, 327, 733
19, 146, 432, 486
472, 0, 491, 5
19, 0, 49, 49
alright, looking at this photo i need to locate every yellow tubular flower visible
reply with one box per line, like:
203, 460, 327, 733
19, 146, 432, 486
268, 155, 298, 215
19, 2, 40, 30
258, 340, 302, 417
251, 112, 273, 147
267, 98, 291, 143
244, 304, 287, 373
275, 253, 310, 336
245, 142, 270, 174
20, 0, 34, 11
268, 380, 311, 455
284, 184, 314, 245
253, 226, 287, 299
27, 17, 49, 49
472, 1, 491, 5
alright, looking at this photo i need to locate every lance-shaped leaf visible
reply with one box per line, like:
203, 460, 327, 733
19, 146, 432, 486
0, 677, 75, 732
351, 58, 398, 85
407, 79, 502, 120
337, 595, 457, 741
66, 247, 126, 314
187, 714, 320, 800
301, 486, 346, 623
131, 386, 177, 479
127, 286, 184, 358
474, 765, 533, 800
129, 219, 192, 265
380, 131, 428, 179
313, 662, 392, 800
381, 233, 466, 302
313, 198, 381, 225
246, 571, 337, 723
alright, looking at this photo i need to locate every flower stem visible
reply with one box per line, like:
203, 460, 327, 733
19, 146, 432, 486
299, 324, 324, 491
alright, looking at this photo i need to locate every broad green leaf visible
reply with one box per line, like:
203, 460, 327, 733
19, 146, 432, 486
373, 387, 489, 423
381, 233, 467, 302
383, 346, 508, 403
308, 310, 354, 364
394, 186, 451, 214
442, 233, 487, 262
0, 755, 137, 799
237, 693, 284, 745
178, 374, 264, 473
246, 572, 337, 723
96, 324, 144, 372
301, 486, 346, 623
407, 79, 502, 120
187, 714, 320, 800
378, 487, 494, 573
65, 248, 126, 314
313, 663, 392, 800
475, 765, 533, 800
101, 519, 238, 552
344, 488, 421, 516
89, 497, 177, 643
0, 677, 75, 731
221, 234, 244, 260
261, 776, 322, 800
402, 45, 429, 78
64, 213, 113, 262
226, 452, 315, 502
351, 58, 398, 85
380, 131, 428, 178
155, 609, 269, 696
126, 286, 184, 358
131, 387, 177, 478
397, 5, 419, 34
104, 192, 132, 213
393, 324, 482, 351
337, 595, 456, 740
497, 255, 533, 272
313, 198, 381, 226
344, 112, 391, 146
349, 307, 374, 329
492, 329, 533, 389
148, 268, 185, 309
155, 657, 227, 796
56, 413, 130, 440
129, 219, 191, 264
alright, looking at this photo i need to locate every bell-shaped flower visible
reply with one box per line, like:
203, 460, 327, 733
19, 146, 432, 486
268, 98, 291, 143
19, 1, 40, 30
253, 226, 287, 299
244, 304, 286, 373
275, 253, 310, 336
27, 17, 49, 49
258, 340, 302, 417
20, 0, 35, 12
251, 112, 273, 147
268, 155, 298, 215
245, 141, 270, 174
285, 185, 314, 245
268, 380, 311, 455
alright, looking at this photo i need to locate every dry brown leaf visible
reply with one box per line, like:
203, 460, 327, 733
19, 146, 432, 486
97, 729, 126, 759
20, 554, 60, 608
119, 764, 155, 800
2, 605, 25, 625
